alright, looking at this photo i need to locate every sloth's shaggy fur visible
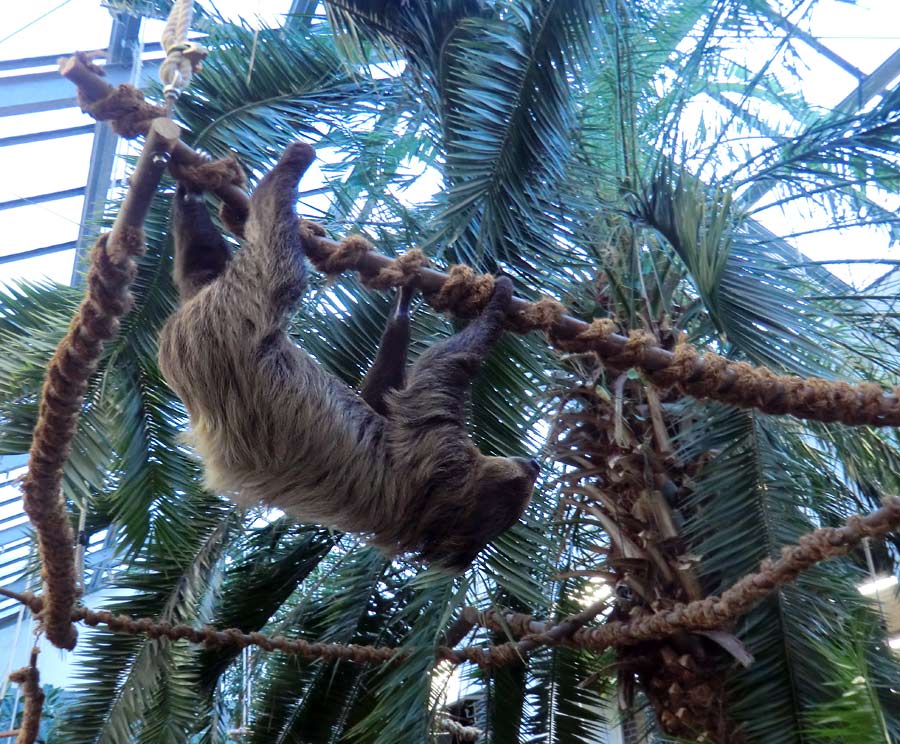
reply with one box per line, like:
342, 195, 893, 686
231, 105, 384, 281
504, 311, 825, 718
158, 143, 537, 570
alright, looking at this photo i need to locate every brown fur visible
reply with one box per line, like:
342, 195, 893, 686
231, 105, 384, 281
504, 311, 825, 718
158, 143, 537, 570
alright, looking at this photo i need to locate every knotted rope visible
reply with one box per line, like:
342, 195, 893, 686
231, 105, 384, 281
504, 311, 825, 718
4, 495, 897, 671
455, 495, 900, 661
60, 51, 900, 428
170, 154, 247, 193
297, 230, 900, 427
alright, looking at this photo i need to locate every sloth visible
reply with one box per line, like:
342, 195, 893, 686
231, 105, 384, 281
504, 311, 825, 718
158, 142, 539, 570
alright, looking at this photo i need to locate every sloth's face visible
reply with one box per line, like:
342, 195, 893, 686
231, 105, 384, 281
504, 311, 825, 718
427, 454, 541, 572
475, 455, 540, 523
438, 455, 540, 571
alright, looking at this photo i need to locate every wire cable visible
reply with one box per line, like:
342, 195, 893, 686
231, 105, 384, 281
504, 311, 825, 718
0, 0, 75, 48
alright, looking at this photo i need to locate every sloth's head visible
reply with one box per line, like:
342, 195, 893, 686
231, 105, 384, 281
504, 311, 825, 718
438, 455, 540, 572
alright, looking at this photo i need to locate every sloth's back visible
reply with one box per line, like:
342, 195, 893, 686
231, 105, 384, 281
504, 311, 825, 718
160, 292, 395, 528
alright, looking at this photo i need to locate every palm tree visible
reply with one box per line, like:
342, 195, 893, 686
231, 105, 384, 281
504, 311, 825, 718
2, 1, 900, 741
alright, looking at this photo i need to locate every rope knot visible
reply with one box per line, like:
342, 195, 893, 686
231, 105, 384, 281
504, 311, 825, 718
310, 234, 372, 275
553, 317, 618, 353
170, 156, 247, 193
507, 296, 565, 334
361, 249, 430, 290
160, 0, 203, 103
426, 265, 494, 317
79, 84, 168, 139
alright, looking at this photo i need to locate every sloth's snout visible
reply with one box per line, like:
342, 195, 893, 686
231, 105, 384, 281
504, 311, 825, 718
513, 457, 541, 478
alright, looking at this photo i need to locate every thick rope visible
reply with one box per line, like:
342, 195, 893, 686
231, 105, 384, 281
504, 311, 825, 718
170, 155, 247, 193
159, 0, 206, 111
21, 228, 146, 651
3, 496, 897, 671
553, 322, 900, 427
8, 649, 43, 744
77, 78, 168, 139
304, 236, 900, 427
455, 496, 900, 662
436, 715, 482, 742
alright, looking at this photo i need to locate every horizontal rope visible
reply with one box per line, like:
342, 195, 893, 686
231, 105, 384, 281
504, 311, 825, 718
4, 496, 897, 671
455, 496, 900, 660
304, 232, 900, 428
59, 51, 900, 429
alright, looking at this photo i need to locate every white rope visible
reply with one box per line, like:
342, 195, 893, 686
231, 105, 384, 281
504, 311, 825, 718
436, 715, 482, 742
159, 0, 207, 112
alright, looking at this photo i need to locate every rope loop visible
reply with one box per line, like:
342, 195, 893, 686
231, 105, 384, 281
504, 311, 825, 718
159, 0, 204, 108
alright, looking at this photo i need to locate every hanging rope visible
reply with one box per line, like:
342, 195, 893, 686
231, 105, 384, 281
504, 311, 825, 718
159, 0, 207, 113
20, 120, 180, 651
7, 649, 43, 744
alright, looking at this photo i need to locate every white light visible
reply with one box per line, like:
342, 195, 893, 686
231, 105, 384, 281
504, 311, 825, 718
578, 580, 612, 608
889, 637, 900, 650
858, 575, 898, 596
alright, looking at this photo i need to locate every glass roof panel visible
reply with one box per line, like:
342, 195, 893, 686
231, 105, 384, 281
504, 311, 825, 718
0, 0, 897, 289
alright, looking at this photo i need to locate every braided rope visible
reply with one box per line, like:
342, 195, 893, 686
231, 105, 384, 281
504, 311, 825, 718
436, 715, 482, 742
60, 53, 900, 429
302, 235, 900, 427
159, 0, 206, 109
21, 229, 146, 651
458, 496, 900, 661
3, 496, 897, 672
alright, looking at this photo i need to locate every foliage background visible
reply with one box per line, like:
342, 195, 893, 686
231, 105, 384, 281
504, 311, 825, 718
2, 0, 900, 742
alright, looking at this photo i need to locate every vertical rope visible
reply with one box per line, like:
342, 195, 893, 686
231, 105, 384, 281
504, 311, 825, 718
159, 0, 206, 114
8, 648, 43, 744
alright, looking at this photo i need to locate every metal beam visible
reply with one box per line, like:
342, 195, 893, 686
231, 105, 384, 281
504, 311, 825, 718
740, 45, 900, 210
287, 0, 319, 26
837, 46, 900, 114
0, 187, 85, 212
0, 41, 166, 73
0, 521, 30, 548
72, 12, 145, 284
0, 455, 28, 474
763, 9, 863, 80
0, 241, 77, 265
0, 124, 95, 148
0, 60, 158, 118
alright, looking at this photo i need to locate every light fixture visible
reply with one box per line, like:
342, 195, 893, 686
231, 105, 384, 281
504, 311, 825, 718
857, 575, 898, 596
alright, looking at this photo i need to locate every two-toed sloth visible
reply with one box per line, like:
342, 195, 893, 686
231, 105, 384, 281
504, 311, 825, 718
158, 143, 538, 570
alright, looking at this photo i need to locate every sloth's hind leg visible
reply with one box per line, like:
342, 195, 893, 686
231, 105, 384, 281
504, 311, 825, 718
240, 143, 317, 321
